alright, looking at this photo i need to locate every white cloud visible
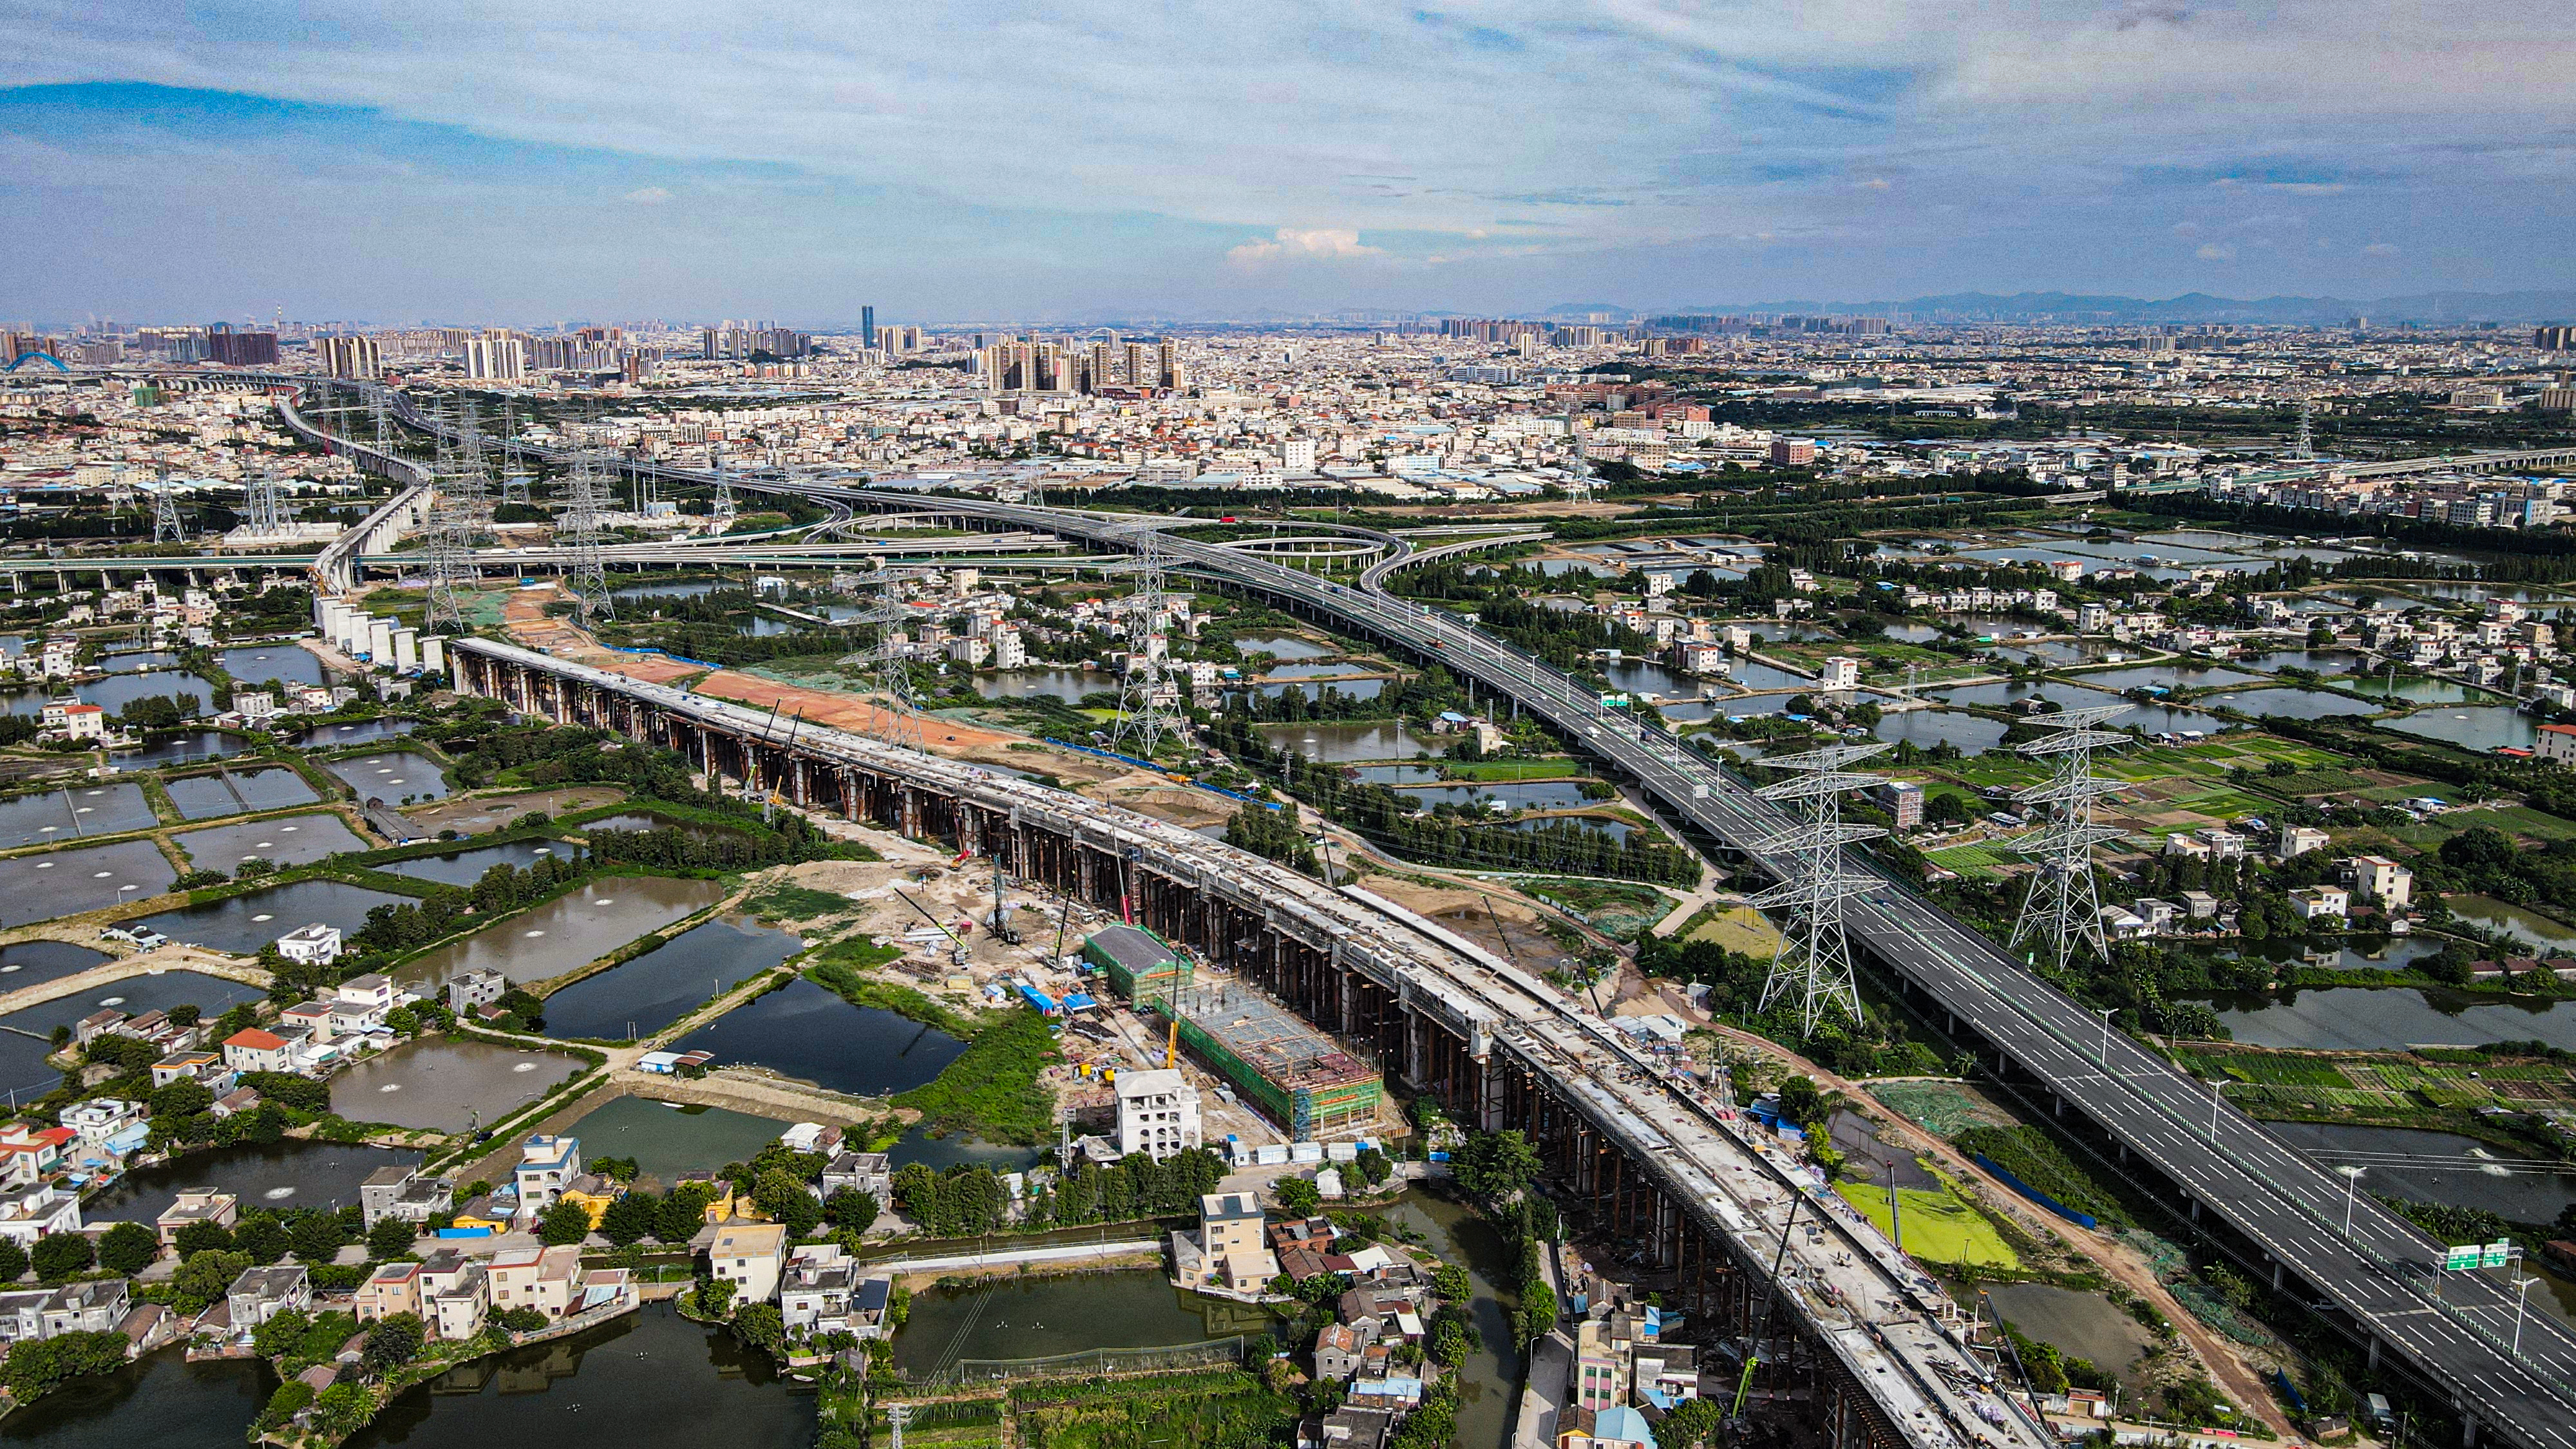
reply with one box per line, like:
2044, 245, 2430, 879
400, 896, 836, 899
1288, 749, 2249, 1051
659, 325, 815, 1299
2195, 243, 2235, 261
2362, 241, 2401, 256
1226, 227, 1384, 269
623, 185, 672, 204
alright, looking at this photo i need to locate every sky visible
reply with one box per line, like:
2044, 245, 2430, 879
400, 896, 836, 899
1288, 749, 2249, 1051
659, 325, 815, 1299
3, 1, 2573, 325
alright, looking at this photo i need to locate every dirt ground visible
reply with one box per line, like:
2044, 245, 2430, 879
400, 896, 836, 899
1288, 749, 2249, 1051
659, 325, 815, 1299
1356, 873, 1575, 972
405, 786, 625, 833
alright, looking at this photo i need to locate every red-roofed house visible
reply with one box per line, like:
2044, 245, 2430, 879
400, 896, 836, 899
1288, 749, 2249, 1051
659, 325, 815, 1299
2540, 723, 2576, 766
222, 1028, 292, 1074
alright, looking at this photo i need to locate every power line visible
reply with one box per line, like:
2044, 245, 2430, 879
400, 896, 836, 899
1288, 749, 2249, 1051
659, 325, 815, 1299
1111, 530, 1188, 761
556, 431, 614, 629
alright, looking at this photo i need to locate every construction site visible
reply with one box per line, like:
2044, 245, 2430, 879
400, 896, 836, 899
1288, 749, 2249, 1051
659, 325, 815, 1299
1084, 923, 1385, 1141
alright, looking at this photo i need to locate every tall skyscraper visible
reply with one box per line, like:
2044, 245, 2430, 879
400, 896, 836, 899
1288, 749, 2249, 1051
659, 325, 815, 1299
862, 306, 876, 349
205, 323, 280, 366
315, 334, 381, 379
464, 335, 527, 381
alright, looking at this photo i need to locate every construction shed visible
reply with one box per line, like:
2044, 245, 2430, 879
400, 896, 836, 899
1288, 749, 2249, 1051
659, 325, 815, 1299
1083, 925, 1189, 1002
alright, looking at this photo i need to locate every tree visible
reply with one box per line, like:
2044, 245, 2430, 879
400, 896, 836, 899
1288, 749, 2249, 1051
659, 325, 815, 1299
173, 1217, 234, 1257
1432, 1264, 1471, 1303
362, 1312, 423, 1372
0, 1238, 24, 1284
31, 1231, 93, 1283
368, 1215, 419, 1260
1275, 1176, 1323, 1218
97, 1221, 159, 1275
1430, 1316, 1472, 1366
251, 1307, 314, 1359
598, 1193, 659, 1248
289, 1211, 350, 1265
233, 1215, 290, 1265
1659, 1397, 1724, 1449
1776, 1075, 1826, 1127
657, 1185, 712, 1244
822, 1188, 878, 1235
308, 1383, 375, 1439
150, 1077, 214, 1119
1, 1331, 131, 1399
536, 1197, 595, 1247
1516, 1282, 1558, 1343
753, 1170, 822, 1238
256, 1381, 315, 1431
170, 1250, 252, 1314
493, 1305, 549, 1333
692, 1274, 738, 1320
1452, 1130, 1540, 1202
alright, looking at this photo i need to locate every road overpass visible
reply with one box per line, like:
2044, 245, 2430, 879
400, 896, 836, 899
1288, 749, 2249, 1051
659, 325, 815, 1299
453, 635, 2051, 1449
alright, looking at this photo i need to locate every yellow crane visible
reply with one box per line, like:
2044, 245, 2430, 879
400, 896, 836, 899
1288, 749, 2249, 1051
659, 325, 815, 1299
1165, 1018, 1179, 1070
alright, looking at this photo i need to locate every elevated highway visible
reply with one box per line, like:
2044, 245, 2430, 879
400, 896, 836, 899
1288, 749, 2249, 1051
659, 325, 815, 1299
180, 373, 2576, 1444
455, 635, 2051, 1449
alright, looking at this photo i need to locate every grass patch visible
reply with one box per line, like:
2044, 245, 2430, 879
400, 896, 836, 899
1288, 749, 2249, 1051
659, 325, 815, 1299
804, 940, 974, 1037
894, 1006, 1061, 1146
1439, 757, 1587, 781
1954, 1124, 2130, 1226
743, 881, 858, 923
1686, 904, 1783, 955
1837, 1181, 2022, 1269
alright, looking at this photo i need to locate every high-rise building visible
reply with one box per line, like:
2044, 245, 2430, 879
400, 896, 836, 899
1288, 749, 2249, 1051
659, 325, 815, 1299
1157, 340, 1182, 390
205, 324, 280, 366
861, 306, 876, 349
1282, 438, 1317, 473
314, 334, 381, 379
2537, 325, 2576, 352
464, 336, 527, 382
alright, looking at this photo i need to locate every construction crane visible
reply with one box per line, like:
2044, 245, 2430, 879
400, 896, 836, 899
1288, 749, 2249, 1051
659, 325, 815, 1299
894, 887, 970, 969
1165, 1018, 1179, 1070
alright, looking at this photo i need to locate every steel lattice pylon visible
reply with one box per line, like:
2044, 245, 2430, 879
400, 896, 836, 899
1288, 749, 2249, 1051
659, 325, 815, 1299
150, 487, 185, 545
422, 404, 482, 632
2006, 705, 2132, 972
243, 475, 284, 535
1111, 531, 1188, 761
710, 444, 737, 532
851, 572, 925, 754
498, 403, 532, 507
1748, 743, 1889, 1036
556, 439, 614, 629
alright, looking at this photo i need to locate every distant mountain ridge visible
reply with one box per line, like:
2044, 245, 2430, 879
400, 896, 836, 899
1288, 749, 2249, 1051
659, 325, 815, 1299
1582, 289, 2576, 325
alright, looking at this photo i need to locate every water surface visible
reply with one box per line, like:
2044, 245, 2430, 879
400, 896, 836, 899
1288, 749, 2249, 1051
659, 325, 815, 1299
325, 750, 451, 802
395, 877, 726, 992
330, 1039, 583, 1133
2204, 986, 2576, 1052
173, 813, 368, 872
2380, 707, 2539, 752
0, 840, 176, 926
137, 880, 410, 956
562, 1095, 795, 1182
1259, 721, 1432, 763
0, 1345, 273, 1449
85, 1140, 422, 1222
540, 914, 802, 1041
0, 784, 156, 847
218, 645, 329, 688
377, 838, 580, 887
670, 978, 963, 1096
106, 732, 245, 768
163, 768, 320, 820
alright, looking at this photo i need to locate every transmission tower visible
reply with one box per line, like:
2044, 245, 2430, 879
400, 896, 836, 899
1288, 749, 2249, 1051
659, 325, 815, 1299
710, 445, 737, 532
422, 404, 480, 632
853, 574, 925, 753
556, 442, 614, 628
151, 488, 186, 545
1110, 531, 1188, 761
2287, 397, 2316, 462
243, 475, 285, 536
453, 402, 495, 542
886, 1403, 909, 1449
370, 386, 392, 461
2006, 705, 2132, 973
1748, 742, 1890, 1036
497, 402, 532, 507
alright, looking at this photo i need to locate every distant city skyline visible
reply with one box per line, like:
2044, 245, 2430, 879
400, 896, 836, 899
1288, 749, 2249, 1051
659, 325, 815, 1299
5, 3, 2572, 320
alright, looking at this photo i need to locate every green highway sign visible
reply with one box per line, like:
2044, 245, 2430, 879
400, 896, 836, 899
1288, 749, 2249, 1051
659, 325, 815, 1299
2484, 1240, 2514, 1269
2444, 1245, 2483, 1271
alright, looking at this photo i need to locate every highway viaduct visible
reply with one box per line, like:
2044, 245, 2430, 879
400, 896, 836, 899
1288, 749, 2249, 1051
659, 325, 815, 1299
46, 366, 2576, 1444
453, 634, 2054, 1449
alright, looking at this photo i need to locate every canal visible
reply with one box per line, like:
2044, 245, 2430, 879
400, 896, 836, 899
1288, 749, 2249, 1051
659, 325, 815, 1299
0, 1346, 273, 1449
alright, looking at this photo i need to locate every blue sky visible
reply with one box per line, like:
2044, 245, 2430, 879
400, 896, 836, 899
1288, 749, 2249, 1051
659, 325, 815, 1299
3, 1, 2571, 323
